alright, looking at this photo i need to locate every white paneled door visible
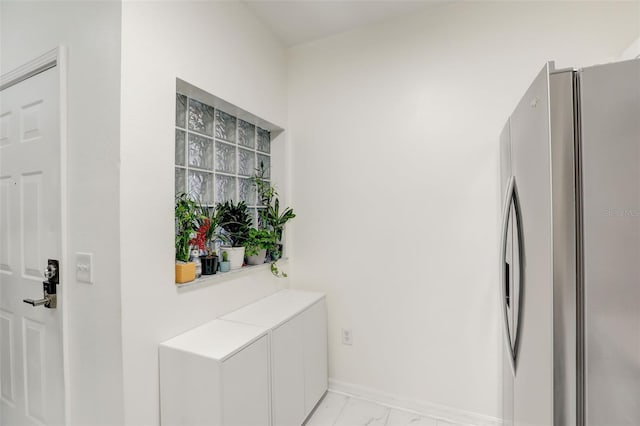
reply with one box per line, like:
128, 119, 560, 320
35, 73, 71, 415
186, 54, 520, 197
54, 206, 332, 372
0, 53, 65, 426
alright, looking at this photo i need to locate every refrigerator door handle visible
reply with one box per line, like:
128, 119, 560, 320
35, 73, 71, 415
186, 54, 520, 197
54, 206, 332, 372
511, 180, 524, 373
500, 176, 523, 374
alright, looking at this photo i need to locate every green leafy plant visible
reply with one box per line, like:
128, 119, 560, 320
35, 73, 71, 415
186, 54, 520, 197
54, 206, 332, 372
252, 162, 295, 277
262, 198, 296, 243
252, 162, 296, 242
270, 262, 288, 278
244, 228, 277, 257
216, 200, 252, 247
252, 161, 276, 206
221, 251, 228, 262
198, 202, 220, 253
175, 193, 200, 263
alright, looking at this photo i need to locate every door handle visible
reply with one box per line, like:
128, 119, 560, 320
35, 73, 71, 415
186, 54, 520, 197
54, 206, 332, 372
23, 294, 56, 308
23, 259, 59, 309
510, 183, 524, 373
499, 176, 523, 374
23, 280, 57, 309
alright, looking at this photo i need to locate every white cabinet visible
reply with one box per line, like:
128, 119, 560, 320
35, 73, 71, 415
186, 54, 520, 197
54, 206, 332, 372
271, 315, 305, 425
221, 337, 270, 426
159, 290, 327, 426
302, 298, 328, 414
159, 320, 270, 426
221, 290, 327, 425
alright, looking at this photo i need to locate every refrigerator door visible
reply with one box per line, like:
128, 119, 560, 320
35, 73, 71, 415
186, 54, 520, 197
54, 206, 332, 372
580, 58, 640, 426
549, 69, 578, 426
509, 64, 554, 426
500, 122, 514, 426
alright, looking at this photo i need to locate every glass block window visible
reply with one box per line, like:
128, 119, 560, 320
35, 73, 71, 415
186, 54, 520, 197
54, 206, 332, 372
175, 93, 271, 216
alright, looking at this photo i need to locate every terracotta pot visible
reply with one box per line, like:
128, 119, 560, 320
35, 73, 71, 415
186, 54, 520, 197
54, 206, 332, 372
175, 262, 196, 284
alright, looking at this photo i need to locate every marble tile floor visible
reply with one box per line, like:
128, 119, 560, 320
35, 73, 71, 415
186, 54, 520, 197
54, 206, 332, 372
304, 391, 464, 426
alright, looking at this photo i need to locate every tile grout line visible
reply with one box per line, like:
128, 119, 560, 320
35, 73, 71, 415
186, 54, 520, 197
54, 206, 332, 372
382, 407, 390, 426
380, 408, 391, 426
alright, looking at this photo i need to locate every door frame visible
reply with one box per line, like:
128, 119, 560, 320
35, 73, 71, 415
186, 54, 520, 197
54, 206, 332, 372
0, 46, 69, 422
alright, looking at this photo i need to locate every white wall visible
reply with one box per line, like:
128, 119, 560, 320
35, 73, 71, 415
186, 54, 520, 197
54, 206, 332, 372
119, 2, 289, 424
621, 37, 640, 59
288, 1, 640, 421
620, 6, 640, 60
0, 2, 124, 425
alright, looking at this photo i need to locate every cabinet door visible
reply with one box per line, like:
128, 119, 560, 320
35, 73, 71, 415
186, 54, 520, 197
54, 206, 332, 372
303, 299, 328, 415
160, 346, 222, 426
222, 336, 270, 426
272, 317, 305, 426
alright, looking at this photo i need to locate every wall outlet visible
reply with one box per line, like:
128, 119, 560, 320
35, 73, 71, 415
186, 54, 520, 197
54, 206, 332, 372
341, 328, 353, 346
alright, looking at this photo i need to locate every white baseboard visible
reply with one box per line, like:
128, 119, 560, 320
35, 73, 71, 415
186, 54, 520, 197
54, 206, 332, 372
328, 378, 503, 426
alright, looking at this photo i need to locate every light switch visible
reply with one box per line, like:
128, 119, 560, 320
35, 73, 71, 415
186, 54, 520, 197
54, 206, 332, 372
76, 252, 93, 284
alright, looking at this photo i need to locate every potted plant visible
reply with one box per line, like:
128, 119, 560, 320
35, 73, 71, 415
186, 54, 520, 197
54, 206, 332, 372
244, 228, 277, 265
253, 162, 277, 207
200, 253, 218, 275
253, 163, 295, 273
198, 204, 219, 275
261, 197, 295, 260
175, 193, 199, 284
216, 200, 252, 270
218, 250, 230, 272
200, 250, 218, 275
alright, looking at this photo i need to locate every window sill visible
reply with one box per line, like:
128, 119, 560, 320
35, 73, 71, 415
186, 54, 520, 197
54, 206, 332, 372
175, 259, 289, 292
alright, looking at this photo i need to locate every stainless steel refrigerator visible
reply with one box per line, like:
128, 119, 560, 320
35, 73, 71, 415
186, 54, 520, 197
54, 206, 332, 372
499, 58, 640, 426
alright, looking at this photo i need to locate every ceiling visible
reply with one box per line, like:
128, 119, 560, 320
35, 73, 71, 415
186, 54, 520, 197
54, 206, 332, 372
244, 1, 441, 47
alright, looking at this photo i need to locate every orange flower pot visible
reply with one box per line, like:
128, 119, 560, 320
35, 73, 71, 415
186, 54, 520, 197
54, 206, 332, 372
175, 262, 196, 284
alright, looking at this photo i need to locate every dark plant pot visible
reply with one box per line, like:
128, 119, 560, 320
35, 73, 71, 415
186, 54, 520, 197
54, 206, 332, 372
268, 244, 284, 261
246, 249, 267, 265
200, 255, 218, 275
218, 261, 230, 272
